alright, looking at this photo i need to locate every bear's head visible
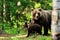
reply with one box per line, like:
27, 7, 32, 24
31, 8, 44, 25
23, 21, 28, 28
31, 8, 43, 20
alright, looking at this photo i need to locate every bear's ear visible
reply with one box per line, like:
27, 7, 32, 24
31, 8, 34, 11
23, 21, 28, 28
38, 8, 42, 11
25, 21, 28, 25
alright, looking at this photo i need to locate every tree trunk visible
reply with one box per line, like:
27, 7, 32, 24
52, 0, 60, 40
3, 0, 6, 22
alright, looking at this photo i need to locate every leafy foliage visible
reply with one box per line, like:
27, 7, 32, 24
0, 0, 52, 35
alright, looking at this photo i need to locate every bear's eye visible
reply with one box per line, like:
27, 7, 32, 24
38, 13, 40, 16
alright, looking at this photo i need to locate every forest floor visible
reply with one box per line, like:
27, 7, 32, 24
0, 33, 27, 37
0, 33, 52, 40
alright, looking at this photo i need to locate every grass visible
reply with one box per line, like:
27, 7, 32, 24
0, 27, 52, 40
0, 22, 52, 40
0, 35, 52, 40
0, 28, 52, 40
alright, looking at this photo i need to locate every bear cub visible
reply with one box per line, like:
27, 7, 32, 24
23, 22, 42, 37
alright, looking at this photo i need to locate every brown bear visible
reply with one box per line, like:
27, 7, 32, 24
30, 8, 52, 35
23, 22, 42, 37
